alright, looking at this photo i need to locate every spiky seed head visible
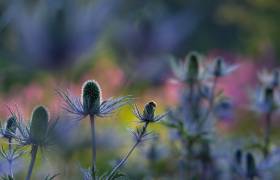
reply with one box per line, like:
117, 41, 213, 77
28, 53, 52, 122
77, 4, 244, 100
82, 80, 102, 115
235, 149, 242, 165
186, 52, 200, 84
30, 106, 49, 145
246, 153, 257, 178
4, 116, 17, 138
214, 57, 224, 77
143, 101, 157, 122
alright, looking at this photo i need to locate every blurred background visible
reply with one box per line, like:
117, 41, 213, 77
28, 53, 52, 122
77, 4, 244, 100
0, 0, 280, 179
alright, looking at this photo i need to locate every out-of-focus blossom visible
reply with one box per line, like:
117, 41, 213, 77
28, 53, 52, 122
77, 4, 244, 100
258, 69, 280, 89
250, 86, 280, 114
206, 57, 238, 78
170, 52, 204, 83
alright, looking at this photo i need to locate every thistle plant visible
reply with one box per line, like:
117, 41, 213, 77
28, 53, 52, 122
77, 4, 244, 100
13, 106, 56, 180
166, 52, 237, 179
58, 80, 130, 177
251, 69, 280, 158
106, 101, 166, 179
0, 115, 22, 179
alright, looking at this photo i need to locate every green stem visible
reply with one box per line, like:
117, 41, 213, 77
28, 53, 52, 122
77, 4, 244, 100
107, 122, 149, 180
90, 115, 96, 178
26, 145, 38, 180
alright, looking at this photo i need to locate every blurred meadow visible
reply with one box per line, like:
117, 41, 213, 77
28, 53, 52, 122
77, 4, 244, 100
0, 0, 280, 179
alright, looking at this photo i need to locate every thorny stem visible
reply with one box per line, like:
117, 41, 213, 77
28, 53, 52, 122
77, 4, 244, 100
90, 115, 96, 179
26, 145, 38, 180
8, 138, 13, 178
107, 122, 149, 180
264, 112, 272, 158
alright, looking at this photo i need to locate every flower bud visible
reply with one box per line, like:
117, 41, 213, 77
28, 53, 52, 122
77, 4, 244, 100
264, 87, 274, 109
30, 106, 49, 145
186, 52, 200, 84
4, 116, 17, 138
234, 149, 242, 165
82, 80, 101, 115
214, 58, 224, 77
143, 101, 157, 122
246, 153, 257, 179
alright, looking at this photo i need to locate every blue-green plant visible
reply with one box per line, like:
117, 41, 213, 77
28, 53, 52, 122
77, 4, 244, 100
166, 52, 237, 179
58, 80, 131, 178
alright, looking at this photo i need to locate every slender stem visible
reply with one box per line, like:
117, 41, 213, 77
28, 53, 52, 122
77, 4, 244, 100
90, 115, 96, 178
107, 122, 149, 180
264, 112, 272, 158
198, 77, 218, 128
8, 138, 13, 178
26, 145, 38, 180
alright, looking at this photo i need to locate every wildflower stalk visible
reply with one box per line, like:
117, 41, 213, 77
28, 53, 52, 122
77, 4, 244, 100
199, 77, 218, 128
263, 112, 272, 158
90, 115, 97, 178
107, 122, 150, 180
26, 145, 38, 180
8, 137, 13, 178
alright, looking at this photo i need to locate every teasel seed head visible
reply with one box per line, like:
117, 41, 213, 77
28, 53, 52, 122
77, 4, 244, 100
30, 106, 49, 145
82, 80, 102, 115
143, 101, 157, 122
4, 116, 17, 139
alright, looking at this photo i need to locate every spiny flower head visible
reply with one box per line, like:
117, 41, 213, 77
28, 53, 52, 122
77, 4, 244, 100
250, 86, 280, 113
134, 101, 167, 123
258, 69, 280, 88
82, 80, 102, 115
170, 52, 203, 84
58, 80, 131, 120
30, 106, 49, 145
3, 116, 17, 139
186, 52, 200, 83
143, 101, 157, 122
207, 57, 238, 78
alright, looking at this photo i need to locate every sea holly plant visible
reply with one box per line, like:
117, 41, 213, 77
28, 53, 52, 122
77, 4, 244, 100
14, 106, 57, 180
166, 52, 238, 179
251, 69, 280, 158
58, 80, 131, 178
106, 101, 166, 180
0, 115, 24, 179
